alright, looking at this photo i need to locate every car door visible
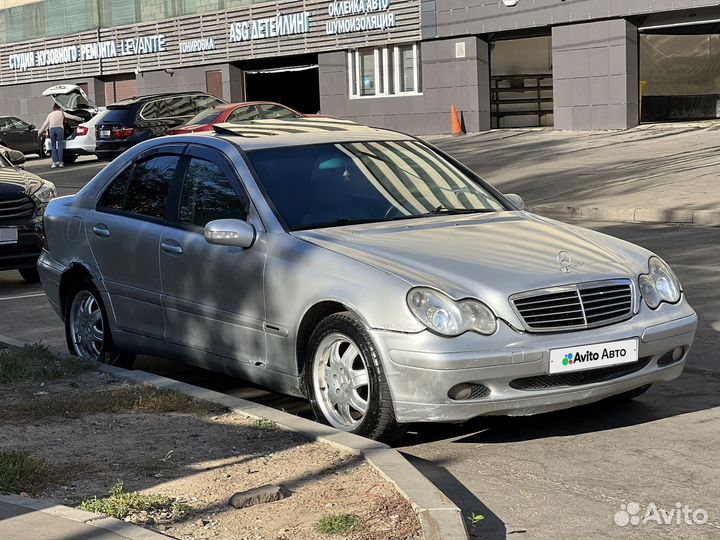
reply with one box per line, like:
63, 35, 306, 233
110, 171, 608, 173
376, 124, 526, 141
159, 145, 267, 366
0, 117, 21, 150
9, 118, 36, 153
86, 144, 186, 339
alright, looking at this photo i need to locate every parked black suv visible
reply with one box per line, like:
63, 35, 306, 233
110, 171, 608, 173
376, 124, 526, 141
95, 92, 226, 160
0, 147, 55, 282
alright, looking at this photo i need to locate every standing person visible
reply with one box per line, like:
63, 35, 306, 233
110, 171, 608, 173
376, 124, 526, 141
38, 104, 82, 168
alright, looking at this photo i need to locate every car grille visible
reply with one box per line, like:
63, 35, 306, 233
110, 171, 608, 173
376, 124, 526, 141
511, 280, 634, 332
509, 356, 652, 391
0, 195, 35, 223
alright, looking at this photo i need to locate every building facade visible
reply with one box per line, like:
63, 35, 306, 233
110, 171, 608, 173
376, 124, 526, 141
2, 0, 720, 134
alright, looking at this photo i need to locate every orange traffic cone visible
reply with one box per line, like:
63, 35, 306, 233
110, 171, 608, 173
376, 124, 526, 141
451, 104, 464, 136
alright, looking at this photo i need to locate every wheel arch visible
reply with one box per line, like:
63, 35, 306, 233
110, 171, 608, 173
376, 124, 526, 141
296, 301, 355, 379
58, 263, 94, 318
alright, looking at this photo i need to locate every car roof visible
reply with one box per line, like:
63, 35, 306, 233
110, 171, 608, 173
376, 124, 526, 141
210, 118, 413, 150
108, 92, 218, 107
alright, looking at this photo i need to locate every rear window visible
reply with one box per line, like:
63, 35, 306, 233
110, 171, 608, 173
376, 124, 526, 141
184, 107, 226, 126
99, 107, 136, 125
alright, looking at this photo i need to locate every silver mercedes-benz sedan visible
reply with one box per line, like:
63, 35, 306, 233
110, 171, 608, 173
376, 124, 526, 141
38, 118, 697, 441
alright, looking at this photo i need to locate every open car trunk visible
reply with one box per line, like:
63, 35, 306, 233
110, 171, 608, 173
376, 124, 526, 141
42, 84, 98, 123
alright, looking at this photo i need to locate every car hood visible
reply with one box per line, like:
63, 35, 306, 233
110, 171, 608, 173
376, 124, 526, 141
0, 167, 45, 197
293, 212, 652, 321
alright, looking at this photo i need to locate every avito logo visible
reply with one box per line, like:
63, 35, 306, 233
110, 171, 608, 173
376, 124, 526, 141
561, 347, 627, 366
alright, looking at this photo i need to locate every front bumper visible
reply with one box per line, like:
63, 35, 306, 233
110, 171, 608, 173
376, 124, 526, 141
371, 297, 698, 423
0, 224, 43, 271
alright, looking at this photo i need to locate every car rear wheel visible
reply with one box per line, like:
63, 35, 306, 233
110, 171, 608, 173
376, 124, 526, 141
65, 280, 135, 368
38, 143, 51, 158
19, 268, 40, 283
305, 312, 405, 442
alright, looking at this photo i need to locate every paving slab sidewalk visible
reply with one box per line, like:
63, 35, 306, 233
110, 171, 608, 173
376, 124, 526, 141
0, 494, 170, 540
430, 121, 720, 225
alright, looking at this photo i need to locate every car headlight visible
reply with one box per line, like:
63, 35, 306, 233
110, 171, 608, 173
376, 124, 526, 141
407, 287, 497, 336
638, 256, 681, 309
31, 181, 56, 204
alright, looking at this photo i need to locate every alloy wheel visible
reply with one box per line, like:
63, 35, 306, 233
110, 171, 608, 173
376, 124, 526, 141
312, 332, 371, 429
69, 290, 104, 360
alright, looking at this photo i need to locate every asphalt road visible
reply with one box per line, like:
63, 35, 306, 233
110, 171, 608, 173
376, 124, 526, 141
3, 156, 719, 539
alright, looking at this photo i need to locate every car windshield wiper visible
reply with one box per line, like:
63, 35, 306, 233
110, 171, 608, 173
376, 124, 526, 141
425, 205, 499, 215
294, 216, 391, 230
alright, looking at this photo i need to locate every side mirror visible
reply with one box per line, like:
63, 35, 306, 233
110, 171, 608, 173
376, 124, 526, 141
204, 219, 255, 248
29, 124, 36, 130
505, 193, 525, 211
2, 148, 26, 166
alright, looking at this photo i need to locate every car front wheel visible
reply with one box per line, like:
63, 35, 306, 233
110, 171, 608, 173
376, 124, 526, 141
64, 280, 135, 368
305, 312, 405, 442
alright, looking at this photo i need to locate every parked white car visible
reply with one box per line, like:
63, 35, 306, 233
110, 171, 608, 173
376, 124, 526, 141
41, 84, 102, 163
44, 108, 107, 160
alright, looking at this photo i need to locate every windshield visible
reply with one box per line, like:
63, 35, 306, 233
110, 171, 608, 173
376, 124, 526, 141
247, 140, 506, 230
184, 106, 226, 126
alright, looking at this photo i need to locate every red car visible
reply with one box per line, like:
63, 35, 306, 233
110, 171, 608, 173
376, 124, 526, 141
168, 101, 313, 134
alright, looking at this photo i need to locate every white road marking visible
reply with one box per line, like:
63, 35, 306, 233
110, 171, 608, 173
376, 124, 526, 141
0, 292, 46, 301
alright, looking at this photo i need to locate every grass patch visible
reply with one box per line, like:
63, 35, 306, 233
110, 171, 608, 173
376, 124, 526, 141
316, 514, 362, 535
0, 450, 60, 495
79, 480, 190, 520
3, 384, 226, 422
0, 344, 92, 383
252, 417, 277, 430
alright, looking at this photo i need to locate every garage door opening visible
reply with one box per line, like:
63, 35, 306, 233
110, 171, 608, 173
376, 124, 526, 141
490, 35, 553, 128
640, 9, 720, 122
240, 54, 320, 114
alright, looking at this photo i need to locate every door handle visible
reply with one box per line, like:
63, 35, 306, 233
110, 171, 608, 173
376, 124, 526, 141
161, 239, 183, 255
92, 224, 110, 238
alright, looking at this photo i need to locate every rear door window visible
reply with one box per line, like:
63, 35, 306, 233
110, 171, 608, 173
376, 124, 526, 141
160, 97, 195, 118
257, 104, 301, 119
227, 106, 261, 123
192, 95, 226, 113
98, 154, 181, 219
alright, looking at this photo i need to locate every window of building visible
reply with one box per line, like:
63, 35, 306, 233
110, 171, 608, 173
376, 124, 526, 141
348, 43, 421, 98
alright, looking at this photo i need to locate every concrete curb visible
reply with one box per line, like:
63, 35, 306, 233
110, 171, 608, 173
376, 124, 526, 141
529, 204, 720, 226
0, 493, 171, 540
0, 334, 469, 540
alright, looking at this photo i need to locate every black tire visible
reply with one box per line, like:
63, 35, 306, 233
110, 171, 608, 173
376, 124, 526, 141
19, 267, 40, 283
64, 279, 135, 368
62, 153, 78, 164
304, 312, 406, 442
606, 384, 652, 403
38, 143, 51, 158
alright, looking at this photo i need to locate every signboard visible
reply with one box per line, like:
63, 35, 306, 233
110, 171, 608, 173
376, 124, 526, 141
9, 35, 167, 72
0, 0, 421, 85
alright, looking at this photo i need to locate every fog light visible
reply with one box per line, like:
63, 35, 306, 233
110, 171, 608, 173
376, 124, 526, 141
448, 383, 490, 401
672, 347, 684, 361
